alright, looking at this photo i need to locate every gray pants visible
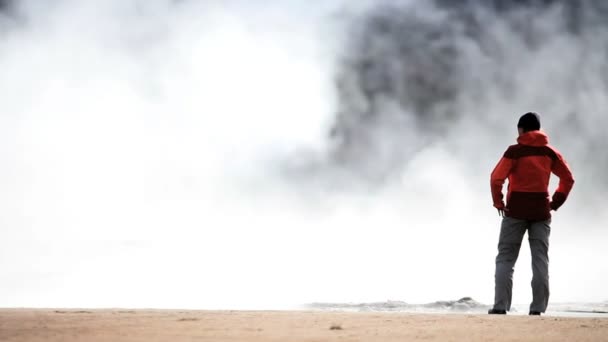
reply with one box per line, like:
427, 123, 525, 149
493, 217, 551, 313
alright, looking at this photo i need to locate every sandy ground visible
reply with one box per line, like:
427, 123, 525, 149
1, 309, 607, 342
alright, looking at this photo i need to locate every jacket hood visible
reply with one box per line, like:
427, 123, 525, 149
517, 130, 549, 146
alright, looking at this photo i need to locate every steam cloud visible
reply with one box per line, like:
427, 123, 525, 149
0, 0, 606, 309
330, 0, 608, 185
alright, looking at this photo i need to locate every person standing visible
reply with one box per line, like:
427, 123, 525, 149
488, 112, 575, 316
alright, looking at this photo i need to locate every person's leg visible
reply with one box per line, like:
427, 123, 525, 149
493, 217, 528, 312
528, 219, 551, 313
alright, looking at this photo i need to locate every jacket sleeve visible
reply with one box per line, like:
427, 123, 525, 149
550, 151, 575, 210
490, 153, 515, 209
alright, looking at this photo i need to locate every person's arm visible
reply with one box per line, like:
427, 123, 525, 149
490, 152, 515, 210
550, 152, 575, 211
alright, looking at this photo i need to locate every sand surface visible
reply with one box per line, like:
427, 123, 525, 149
1, 309, 607, 342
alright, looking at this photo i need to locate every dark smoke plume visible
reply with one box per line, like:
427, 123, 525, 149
330, 0, 608, 186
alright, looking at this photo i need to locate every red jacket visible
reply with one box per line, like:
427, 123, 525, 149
491, 131, 574, 221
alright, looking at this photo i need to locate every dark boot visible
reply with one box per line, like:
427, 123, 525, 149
488, 309, 507, 315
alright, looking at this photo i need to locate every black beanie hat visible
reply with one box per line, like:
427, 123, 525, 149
517, 112, 541, 132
